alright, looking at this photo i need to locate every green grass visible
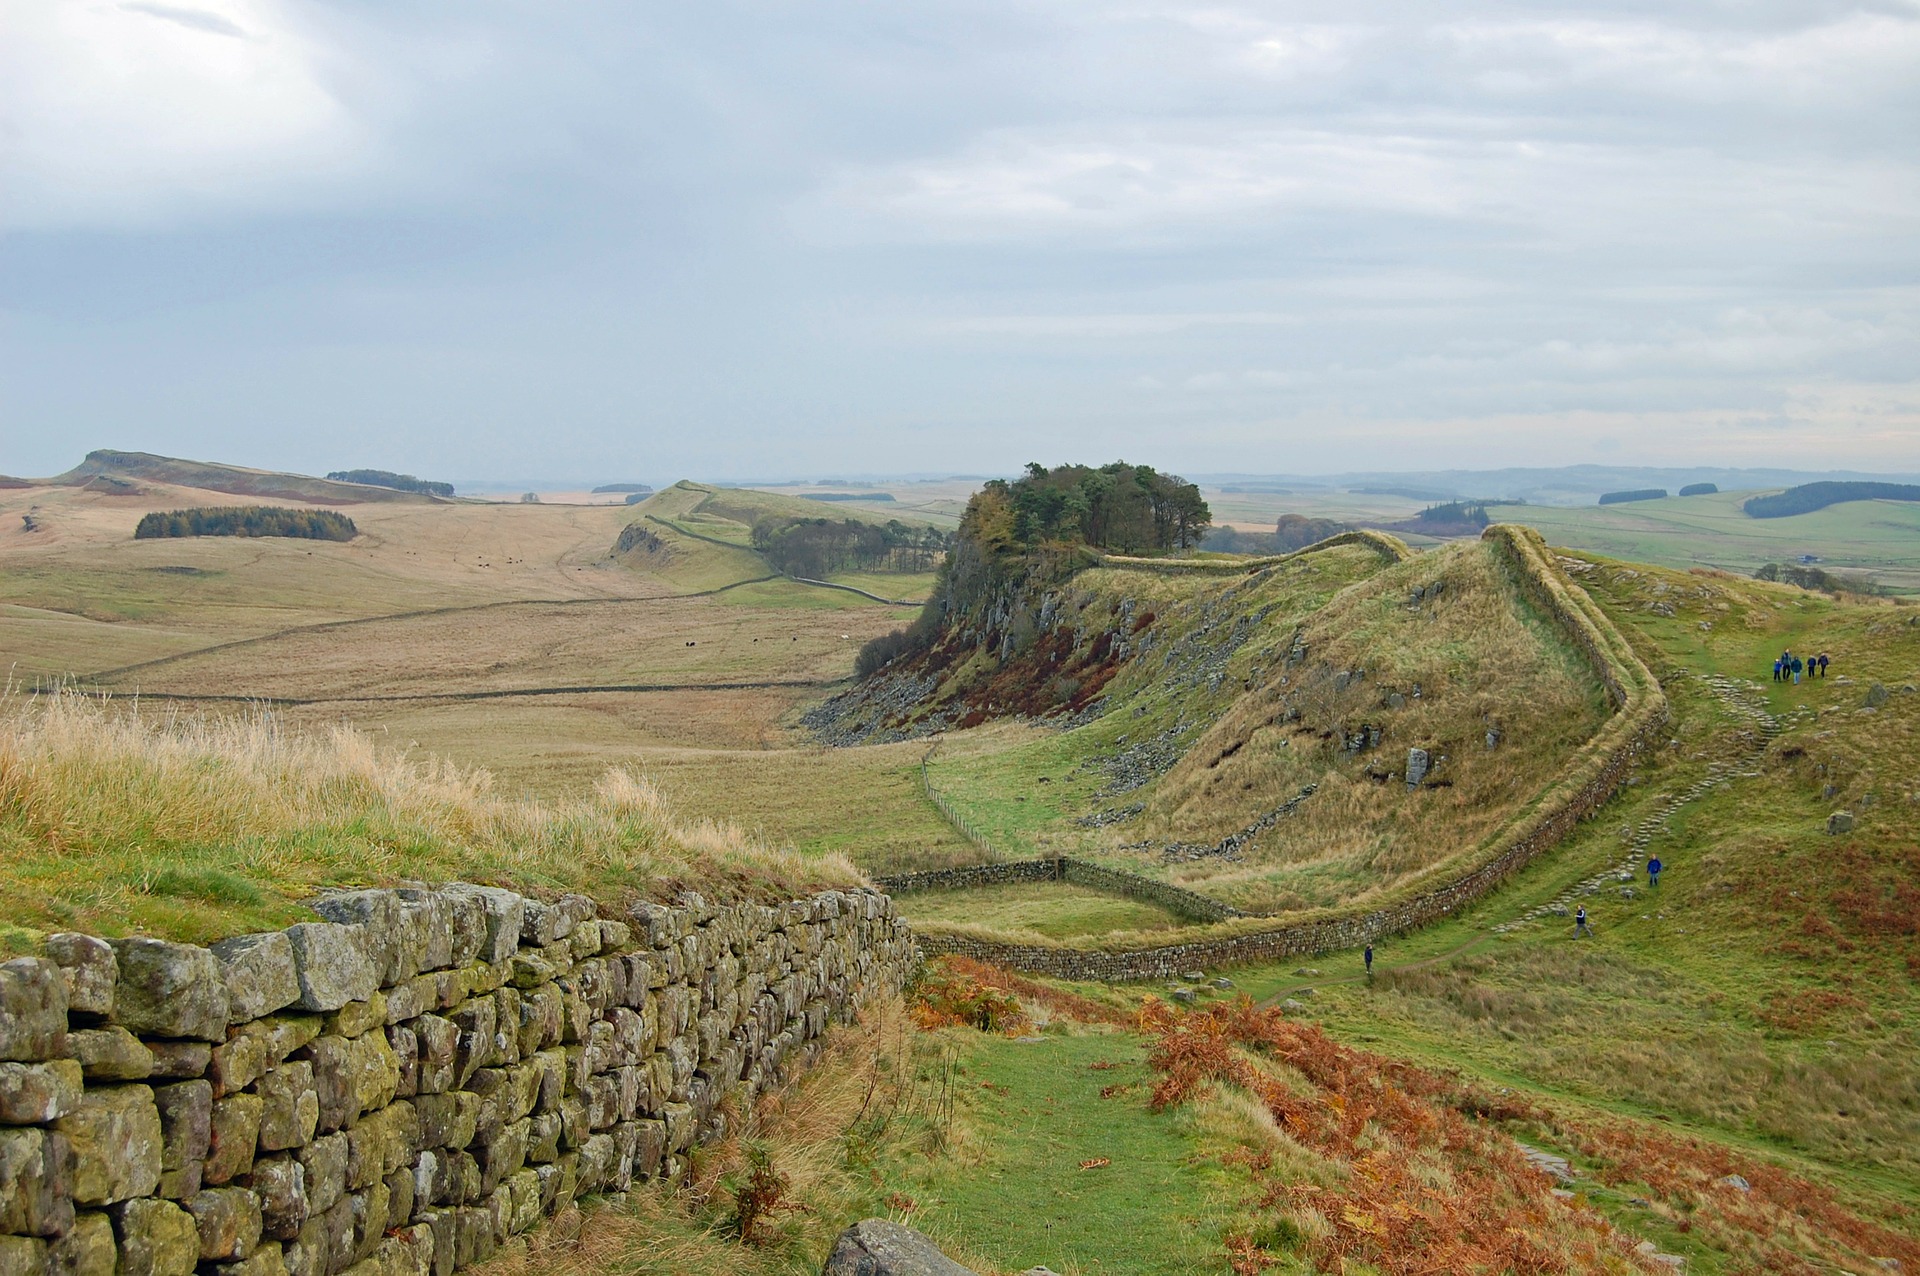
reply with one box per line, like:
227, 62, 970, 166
896, 1029, 1235, 1275
1494, 491, 1920, 592
895, 881, 1187, 940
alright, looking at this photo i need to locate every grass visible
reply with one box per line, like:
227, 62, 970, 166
0, 691, 861, 944
895, 881, 1188, 940
1490, 490, 1920, 592
895, 1027, 1237, 1274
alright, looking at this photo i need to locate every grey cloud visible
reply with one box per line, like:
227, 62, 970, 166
120, 3, 248, 39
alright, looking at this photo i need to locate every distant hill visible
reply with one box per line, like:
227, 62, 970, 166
48, 451, 442, 505
1194, 465, 1920, 506
592, 483, 654, 494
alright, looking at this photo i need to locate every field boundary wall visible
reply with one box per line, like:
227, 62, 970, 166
875, 858, 1246, 925
910, 524, 1670, 979
0, 882, 911, 1275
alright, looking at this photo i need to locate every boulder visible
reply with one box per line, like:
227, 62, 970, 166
284, 924, 378, 1012
822, 1219, 979, 1276
110, 940, 230, 1042
44, 935, 116, 1019
211, 933, 302, 1023
0, 958, 68, 1062
57, 1085, 163, 1205
1828, 810, 1855, 835
0, 1059, 84, 1124
110, 1197, 201, 1276
1406, 747, 1431, 789
1866, 682, 1890, 708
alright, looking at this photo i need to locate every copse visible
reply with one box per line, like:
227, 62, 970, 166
326, 469, 454, 498
133, 506, 358, 541
1743, 481, 1920, 519
752, 517, 950, 579
1598, 489, 1667, 505
1000, 461, 1210, 553
1679, 482, 1719, 496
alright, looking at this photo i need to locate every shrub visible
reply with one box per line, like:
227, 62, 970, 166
133, 506, 357, 541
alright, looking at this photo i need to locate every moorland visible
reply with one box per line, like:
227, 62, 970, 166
3, 449, 1917, 1274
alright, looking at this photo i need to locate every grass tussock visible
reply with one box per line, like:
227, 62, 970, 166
0, 690, 860, 943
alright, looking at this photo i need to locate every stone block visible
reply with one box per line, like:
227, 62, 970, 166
324, 994, 387, 1041
211, 933, 301, 1023
297, 1131, 350, 1218
109, 940, 228, 1042
252, 1154, 308, 1240
209, 1033, 269, 1099
48, 1209, 116, 1276
257, 1061, 320, 1152
109, 1196, 200, 1276
205, 1240, 287, 1276
152, 1080, 211, 1198
0, 958, 67, 1062
58, 1084, 162, 1205
146, 1041, 210, 1079
384, 1164, 415, 1232
411, 1016, 457, 1095
284, 925, 378, 1013
185, 1187, 263, 1262
67, 1026, 154, 1080
205, 1093, 262, 1185
305, 1033, 398, 1133
0, 1126, 74, 1236
44, 935, 115, 1020
310, 891, 404, 986
446, 886, 525, 964
412, 1091, 478, 1153
0, 1235, 46, 1275
345, 1183, 389, 1268
0, 1059, 83, 1124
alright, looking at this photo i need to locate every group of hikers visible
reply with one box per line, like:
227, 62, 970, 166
1773, 648, 1830, 683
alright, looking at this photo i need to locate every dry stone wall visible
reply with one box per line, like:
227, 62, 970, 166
875, 859, 1244, 924
0, 884, 912, 1276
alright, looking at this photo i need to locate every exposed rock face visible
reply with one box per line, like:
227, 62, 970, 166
822, 1218, 979, 1276
1, 884, 913, 1276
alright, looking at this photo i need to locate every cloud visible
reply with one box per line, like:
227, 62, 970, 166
121, 3, 249, 39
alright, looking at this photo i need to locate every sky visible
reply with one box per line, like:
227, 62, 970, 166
2, 1, 1917, 484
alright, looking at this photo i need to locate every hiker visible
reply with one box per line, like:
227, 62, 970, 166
1575, 905, 1592, 938
1647, 856, 1662, 887
1791, 654, 1804, 685
1364, 944, 1374, 976
1772, 657, 1783, 682
1818, 652, 1830, 677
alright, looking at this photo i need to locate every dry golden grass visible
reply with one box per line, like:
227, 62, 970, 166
0, 690, 860, 943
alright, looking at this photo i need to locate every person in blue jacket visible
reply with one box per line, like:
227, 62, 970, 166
1648, 856, 1662, 887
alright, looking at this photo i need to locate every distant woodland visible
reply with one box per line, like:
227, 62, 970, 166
134, 507, 358, 541
1744, 481, 1920, 519
327, 469, 454, 497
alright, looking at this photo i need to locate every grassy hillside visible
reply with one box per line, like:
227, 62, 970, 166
842, 535, 1613, 921
50, 449, 441, 505
0, 691, 859, 944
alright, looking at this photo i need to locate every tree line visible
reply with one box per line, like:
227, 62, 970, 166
1743, 481, 1920, 519
327, 469, 455, 498
134, 507, 358, 541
